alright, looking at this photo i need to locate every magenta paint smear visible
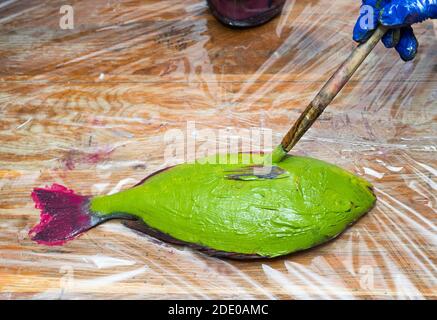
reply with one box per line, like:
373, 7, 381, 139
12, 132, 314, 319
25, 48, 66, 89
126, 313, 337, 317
29, 184, 100, 246
61, 148, 114, 170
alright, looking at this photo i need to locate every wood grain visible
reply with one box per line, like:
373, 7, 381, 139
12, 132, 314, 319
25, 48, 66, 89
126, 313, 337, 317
0, 0, 436, 299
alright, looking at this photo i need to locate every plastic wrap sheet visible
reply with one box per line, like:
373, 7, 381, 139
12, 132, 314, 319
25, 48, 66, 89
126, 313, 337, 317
0, 0, 435, 299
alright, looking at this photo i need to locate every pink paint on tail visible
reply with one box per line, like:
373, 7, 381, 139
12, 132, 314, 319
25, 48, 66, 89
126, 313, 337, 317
29, 184, 102, 246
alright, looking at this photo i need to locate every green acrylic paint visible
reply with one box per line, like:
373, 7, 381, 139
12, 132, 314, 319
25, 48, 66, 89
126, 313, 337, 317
29, 153, 376, 258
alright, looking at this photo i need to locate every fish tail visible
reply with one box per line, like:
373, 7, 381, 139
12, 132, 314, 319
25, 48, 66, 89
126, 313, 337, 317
29, 184, 105, 246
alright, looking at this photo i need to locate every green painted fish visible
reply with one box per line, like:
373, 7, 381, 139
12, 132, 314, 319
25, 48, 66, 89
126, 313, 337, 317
29, 153, 375, 258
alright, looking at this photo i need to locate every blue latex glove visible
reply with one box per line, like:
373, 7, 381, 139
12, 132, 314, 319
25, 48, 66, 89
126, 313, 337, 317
353, 0, 437, 61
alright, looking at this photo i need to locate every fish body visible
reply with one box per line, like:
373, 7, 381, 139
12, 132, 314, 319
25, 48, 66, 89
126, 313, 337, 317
30, 154, 376, 258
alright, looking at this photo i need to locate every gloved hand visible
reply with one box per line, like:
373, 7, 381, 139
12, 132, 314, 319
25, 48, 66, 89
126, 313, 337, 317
353, 0, 437, 61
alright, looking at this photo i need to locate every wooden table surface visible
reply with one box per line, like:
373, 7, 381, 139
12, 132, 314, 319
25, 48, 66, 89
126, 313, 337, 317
0, 0, 436, 299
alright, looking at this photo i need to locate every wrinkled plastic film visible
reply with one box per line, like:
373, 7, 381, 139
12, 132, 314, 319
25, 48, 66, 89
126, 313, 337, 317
0, 0, 436, 299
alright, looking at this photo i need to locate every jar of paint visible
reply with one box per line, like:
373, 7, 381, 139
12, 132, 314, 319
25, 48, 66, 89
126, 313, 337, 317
207, 0, 286, 28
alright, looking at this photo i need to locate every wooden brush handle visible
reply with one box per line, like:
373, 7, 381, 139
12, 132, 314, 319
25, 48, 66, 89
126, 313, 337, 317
279, 25, 388, 154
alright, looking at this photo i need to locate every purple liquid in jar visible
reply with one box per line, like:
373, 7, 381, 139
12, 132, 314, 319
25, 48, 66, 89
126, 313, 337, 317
207, 0, 286, 27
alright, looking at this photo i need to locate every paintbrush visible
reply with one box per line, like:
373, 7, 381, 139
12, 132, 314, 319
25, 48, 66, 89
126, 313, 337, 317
226, 26, 388, 180
270, 25, 389, 163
